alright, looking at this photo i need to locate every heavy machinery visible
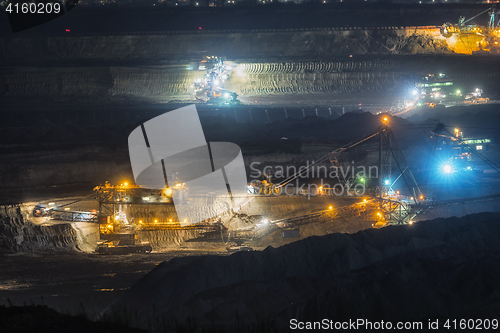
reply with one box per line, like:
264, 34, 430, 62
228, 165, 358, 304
440, 6, 500, 54
244, 116, 425, 229
33, 199, 97, 222
93, 182, 189, 254
192, 56, 240, 105
206, 89, 239, 105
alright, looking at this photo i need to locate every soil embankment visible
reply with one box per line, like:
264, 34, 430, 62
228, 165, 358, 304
106, 212, 500, 331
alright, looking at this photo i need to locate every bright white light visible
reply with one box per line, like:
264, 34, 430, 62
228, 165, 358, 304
262, 219, 269, 224
224, 92, 230, 99
384, 179, 390, 185
412, 89, 418, 96
214, 79, 219, 86
443, 165, 452, 173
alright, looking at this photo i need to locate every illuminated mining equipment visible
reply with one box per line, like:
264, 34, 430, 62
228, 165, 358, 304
191, 56, 240, 105
416, 73, 462, 105
244, 116, 425, 228
94, 182, 181, 217
425, 122, 496, 175
440, 6, 500, 53
207, 198, 381, 245
94, 182, 223, 246
93, 182, 177, 254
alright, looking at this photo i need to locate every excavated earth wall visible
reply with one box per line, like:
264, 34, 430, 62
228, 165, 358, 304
0, 27, 446, 62
0, 203, 98, 253
0, 27, 455, 103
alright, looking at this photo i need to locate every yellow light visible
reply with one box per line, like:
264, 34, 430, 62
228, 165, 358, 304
377, 212, 381, 216
383, 117, 388, 123
107, 224, 112, 229
363, 199, 367, 202
139, 220, 142, 224
420, 195, 424, 200
328, 206, 333, 210
64, 207, 70, 210
124, 182, 128, 186
164, 188, 172, 196
114, 215, 119, 220
409, 221, 413, 225
169, 219, 173, 222
184, 219, 187, 223
154, 220, 158, 223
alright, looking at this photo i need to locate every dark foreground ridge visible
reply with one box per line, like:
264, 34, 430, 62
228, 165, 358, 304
106, 212, 500, 332
0, 304, 146, 333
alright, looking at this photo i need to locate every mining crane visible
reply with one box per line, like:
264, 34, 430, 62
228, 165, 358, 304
440, 6, 500, 53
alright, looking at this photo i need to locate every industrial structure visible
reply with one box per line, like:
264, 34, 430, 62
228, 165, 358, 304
31, 115, 500, 252
441, 6, 500, 54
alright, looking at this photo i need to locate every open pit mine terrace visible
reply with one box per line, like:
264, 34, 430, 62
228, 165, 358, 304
3, 24, 500, 108
3, 113, 500, 256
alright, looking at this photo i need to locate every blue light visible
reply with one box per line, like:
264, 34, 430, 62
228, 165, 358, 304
384, 179, 390, 186
443, 165, 452, 174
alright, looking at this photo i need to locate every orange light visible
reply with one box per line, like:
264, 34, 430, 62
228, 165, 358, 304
419, 195, 424, 200
154, 220, 157, 223
329, 206, 333, 210
169, 219, 173, 222
383, 117, 388, 122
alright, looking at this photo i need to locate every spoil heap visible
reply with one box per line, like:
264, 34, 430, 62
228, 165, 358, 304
106, 212, 500, 331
